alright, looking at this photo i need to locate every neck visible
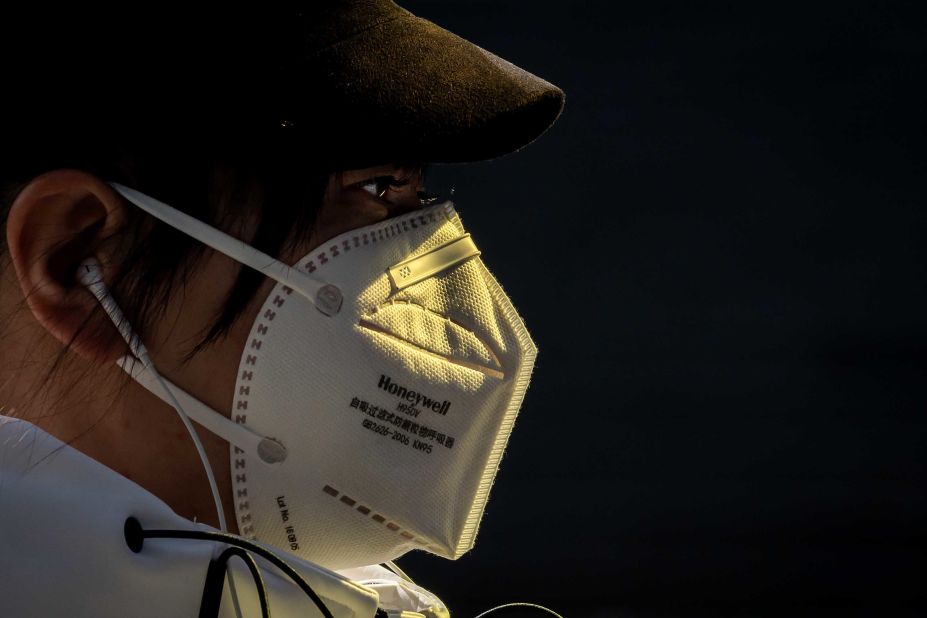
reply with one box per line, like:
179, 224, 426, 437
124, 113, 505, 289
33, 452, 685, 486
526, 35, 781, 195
0, 276, 238, 532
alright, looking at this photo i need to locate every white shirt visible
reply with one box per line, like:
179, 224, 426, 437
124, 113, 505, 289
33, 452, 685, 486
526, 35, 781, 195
0, 415, 449, 618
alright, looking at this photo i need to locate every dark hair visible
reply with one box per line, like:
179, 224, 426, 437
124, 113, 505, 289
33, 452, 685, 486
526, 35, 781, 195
0, 133, 332, 358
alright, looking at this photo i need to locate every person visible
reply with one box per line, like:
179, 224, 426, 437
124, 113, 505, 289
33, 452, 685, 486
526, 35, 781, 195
0, 2, 563, 616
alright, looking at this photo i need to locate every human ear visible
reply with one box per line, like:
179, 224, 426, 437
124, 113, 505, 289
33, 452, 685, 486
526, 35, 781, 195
5, 169, 130, 362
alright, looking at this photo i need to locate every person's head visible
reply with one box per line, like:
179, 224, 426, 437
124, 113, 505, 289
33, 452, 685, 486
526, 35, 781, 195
0, 2, 563, 537
0, 136, 431, 521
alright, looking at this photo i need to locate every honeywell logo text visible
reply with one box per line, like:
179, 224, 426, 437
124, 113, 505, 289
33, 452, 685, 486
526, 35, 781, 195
378, 374, 451, 415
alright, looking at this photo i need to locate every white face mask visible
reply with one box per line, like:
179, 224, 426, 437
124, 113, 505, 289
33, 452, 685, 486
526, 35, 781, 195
108, 182, 537, 570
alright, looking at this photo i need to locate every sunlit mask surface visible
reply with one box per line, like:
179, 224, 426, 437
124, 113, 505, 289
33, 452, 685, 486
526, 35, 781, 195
110, 183, 537, 570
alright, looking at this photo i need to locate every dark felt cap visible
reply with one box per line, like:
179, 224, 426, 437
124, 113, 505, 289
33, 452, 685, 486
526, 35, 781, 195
2, 2, 564, 168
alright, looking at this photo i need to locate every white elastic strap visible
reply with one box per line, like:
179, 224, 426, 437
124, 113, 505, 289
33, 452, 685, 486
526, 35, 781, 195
117, 356, 286, 465
108, 182, 343, 316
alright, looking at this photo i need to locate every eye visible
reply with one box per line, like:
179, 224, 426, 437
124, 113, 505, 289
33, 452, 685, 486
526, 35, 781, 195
360, 179, 379, 197
360, 175, 412, 199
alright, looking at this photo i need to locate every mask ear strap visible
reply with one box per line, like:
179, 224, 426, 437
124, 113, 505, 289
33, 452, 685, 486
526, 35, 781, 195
108, 182, 344, 316
117, 356, 288, 465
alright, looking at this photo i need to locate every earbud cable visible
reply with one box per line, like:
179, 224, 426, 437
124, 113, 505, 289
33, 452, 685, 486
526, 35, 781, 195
132, 354, 228, 533
473, 602, 564, 618
79, 259, 228, 533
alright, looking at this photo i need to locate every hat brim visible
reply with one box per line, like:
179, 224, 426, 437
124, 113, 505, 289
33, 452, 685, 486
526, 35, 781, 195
282, 8, 565, 167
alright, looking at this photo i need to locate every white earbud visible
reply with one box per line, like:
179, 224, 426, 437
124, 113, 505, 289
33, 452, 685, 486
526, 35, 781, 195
75, 256, 104, 287
77, 257, 152, 368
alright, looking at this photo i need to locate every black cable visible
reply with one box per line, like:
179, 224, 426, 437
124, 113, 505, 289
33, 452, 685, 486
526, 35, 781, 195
126, 518, 557, 618
473, 602, 565, 618
198, 547, 270, 618
125, 517, 333, 618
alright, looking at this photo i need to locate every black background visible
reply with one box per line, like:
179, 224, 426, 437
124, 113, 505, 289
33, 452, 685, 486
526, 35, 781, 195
397, 2, 927, 616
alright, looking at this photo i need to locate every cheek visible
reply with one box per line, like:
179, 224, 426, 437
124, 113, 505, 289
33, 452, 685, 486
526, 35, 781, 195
150, 251, 243, 361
